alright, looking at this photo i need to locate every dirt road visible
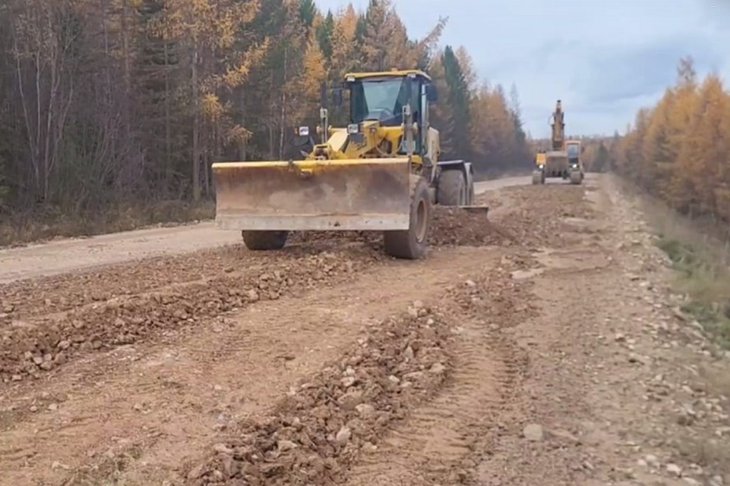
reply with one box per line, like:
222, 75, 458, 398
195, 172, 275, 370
1, 175, 728, 486
0, 177, 529, 284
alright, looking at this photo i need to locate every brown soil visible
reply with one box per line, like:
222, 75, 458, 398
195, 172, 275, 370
2, 175, 728, 486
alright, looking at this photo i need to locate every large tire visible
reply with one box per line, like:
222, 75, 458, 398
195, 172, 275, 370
569, 171, 583, 185
437, 169, 467, 206
532, 170, 542, 185
384, 176, 431, 260
242, 230, 289, 251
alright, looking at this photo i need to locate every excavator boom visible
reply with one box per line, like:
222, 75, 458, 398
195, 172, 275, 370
551, 99, 565, 151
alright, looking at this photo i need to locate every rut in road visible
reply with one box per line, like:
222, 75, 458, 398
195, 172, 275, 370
186, 264, 534, 486
346, 336, 521, 485
342, 274, 530, 486
0, 248, 505, 486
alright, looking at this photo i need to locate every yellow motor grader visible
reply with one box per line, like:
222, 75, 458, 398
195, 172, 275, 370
532, 100, 584, 185
212, 70, 486, 259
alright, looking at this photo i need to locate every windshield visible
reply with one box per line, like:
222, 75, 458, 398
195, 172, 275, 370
350, 78, 409, 126
567, 144, 580, 158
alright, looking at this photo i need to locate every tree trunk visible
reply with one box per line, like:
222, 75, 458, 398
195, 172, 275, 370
239, 88, 247, 160
278, 48, 288, 160
164, 42, 172, 188
192, 43, 201, 202
120, 0, 132, 141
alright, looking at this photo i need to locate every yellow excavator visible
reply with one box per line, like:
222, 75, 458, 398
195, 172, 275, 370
532, 100, 584, 185
212, 70, 485, 259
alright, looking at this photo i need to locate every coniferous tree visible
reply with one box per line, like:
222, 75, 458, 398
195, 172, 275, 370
441, 46, 471, 159
0, 0, 533, 239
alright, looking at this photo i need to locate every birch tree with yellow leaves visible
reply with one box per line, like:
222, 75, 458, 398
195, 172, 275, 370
616, 57, 730, 222
155, 0, 265, 199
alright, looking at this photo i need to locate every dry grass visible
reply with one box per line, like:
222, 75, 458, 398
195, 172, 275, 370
0, 200, 215, 248
632, 187, 730, 349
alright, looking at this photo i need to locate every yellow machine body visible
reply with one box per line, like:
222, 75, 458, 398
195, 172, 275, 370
213, 158, 411, 231
212, 70, 439, 232
533, 100, 584, 184
535, 152, 547, 167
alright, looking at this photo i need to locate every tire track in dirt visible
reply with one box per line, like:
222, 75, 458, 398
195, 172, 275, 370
341, 272, 532, 486
346, 337, 518, 485
181, 261, 533, 486
0, 248, 504, 486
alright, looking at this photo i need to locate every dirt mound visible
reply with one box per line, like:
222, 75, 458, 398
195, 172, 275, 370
430, 207, 515, 247
0, 252, 372, 381
0, 244, 380, 321
289, 207, 510, 250
289, 185, 587, 251
0, 248, 251, 321
186, 304, 454, 485
290, 231, 377, 247
184, 263, 534, 486
485, 185, 591, 248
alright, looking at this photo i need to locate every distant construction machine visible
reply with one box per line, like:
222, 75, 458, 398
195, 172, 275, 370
532, 100, 584, 185
212, 70, 487, 260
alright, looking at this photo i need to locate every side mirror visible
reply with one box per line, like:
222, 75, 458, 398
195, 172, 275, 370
332, 88, 344, 108
426, 84, 438, 103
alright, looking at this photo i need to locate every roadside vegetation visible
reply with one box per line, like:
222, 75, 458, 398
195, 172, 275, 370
612, 57, 730, 226
607, 57, 730, 349
657, 239, 730, 349
0, 201, 214, 248
646, 196, 730, 349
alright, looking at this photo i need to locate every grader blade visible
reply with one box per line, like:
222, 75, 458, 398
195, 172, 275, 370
212, 158, 412, 231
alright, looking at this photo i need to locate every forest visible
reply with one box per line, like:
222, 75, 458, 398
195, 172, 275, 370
0, 0, 530, 242
612, 58, 730, 224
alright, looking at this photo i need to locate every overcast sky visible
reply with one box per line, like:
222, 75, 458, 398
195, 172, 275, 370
315, 0, 729, 138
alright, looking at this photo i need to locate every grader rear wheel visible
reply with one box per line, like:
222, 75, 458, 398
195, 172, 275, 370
437, 170, 467, 206
384, 176, 431, 260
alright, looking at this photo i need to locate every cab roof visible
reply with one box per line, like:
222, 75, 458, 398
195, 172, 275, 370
343, 70, 432, 82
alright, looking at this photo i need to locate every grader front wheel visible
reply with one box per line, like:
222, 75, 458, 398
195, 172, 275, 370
384, 176, 431, 260
242, 230, 289, 251
532, 170, 545, 185
569, 171, 583, 185
437, 170, 467, 206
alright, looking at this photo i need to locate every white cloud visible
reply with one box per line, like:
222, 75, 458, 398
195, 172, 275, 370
316, 0, 728, 137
